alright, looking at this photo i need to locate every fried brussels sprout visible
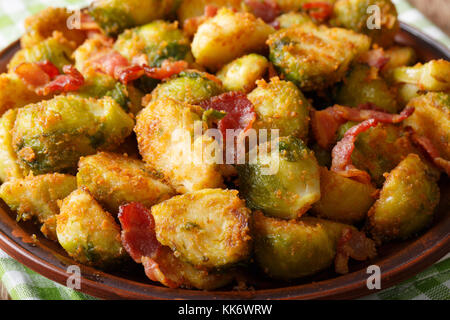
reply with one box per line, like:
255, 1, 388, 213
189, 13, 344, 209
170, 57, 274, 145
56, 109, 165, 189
368, 154, 440, 243
0, 110, 23, 182
337, 122, 419, 186
13, 95, 134, 175
311, 167, 377, 224
275, 12, 313, 29
88, 0, 181, 36
237, 136, 321, 219
151, 189, 252, 269
332, 0, 399, 47
21, 7, 86, 48
0, 73, 42, 117
248, 77, 311, 138
217, 54, 269, 92
77, 152, 174, 214
177, 0, 242, 24
0, 174, 76, 240
391, 60, 450, 92
335, 63, 398, 113
114, 20, 192, 67
135, 97, 224, 193
57, 188, 125, 267
268, 23, 371, 91
404, 92, 450, 160
151, 70, 223, 104
252, 212, 375, 280
192, 8, 274, 71
8, 33, 74, 72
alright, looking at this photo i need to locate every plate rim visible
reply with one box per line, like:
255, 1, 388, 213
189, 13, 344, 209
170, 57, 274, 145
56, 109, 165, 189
0, 22, 449, 300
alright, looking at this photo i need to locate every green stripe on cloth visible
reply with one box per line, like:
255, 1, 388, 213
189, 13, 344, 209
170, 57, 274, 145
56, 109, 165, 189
0, 0, 449, 300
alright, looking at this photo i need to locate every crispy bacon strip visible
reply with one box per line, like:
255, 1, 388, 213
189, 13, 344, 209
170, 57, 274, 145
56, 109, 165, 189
359, 48, 390, 70
335, 228, 377, 274
245, 0, 281, 23
311, 105, 415, 150
333, 105, 415, 124
406, 127, 450, 176
302, 2, 333, 22
118, 203, 182, 288
331, 119, 379, 183
311, 108, 347, 149
143, 60, 188, 80
14, 61, 84, 95
199, 92, 256, 138
91, 50, 188, 84
37, 65, 84, 95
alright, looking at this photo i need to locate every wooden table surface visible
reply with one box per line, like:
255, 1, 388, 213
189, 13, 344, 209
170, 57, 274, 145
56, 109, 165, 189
0, 0, 448, 302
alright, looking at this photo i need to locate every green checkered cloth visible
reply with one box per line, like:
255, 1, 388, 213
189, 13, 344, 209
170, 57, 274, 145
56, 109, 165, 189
0, 0, 449, 300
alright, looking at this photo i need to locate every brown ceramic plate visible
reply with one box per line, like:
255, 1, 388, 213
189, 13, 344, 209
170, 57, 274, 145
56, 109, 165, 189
0, 22, 449, 300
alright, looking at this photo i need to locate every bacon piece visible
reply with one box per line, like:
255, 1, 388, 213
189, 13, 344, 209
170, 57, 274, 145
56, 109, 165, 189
143, 60, 188, 80
333, 105, 415, 124
118, 203, 182, 288
205, 5, 219, 18
335, 228, 377, 274
199, 92, 256, 138
14, 62, 51, 87
91, 51, 130, 79
14, 61, 84, 95
37, 65, 84, 95
331, 119, 379, 183
245, 0, 281, 23
311, 105, 414, 150
311, 108, 346, 149
359, 48, 390, 70
302, 2, 333, 22
406, 127, 450, 176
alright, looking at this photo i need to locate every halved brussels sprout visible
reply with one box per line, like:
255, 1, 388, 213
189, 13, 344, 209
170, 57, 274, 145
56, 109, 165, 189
337, 122, 419, 186
57, 188, 125, 267
237, 136, 321, 219
368, 154, 440, 243
217, 54, 269, 92
248, 77, 311, 139
404, 92, 450, 160
8, 32, 74, 72
151, 189, 252, 269
275, 12, 313, 29
135, 97, 224, 193
151, 70, 223, 104
311, 167, 377, 224
253, 212, 375, 280
13, 95, 134, 175
0, 110, 23, 182
192, 8, 274, 71
88, 0, 181, 36
114, 20, 192, 67
335, 63, 398, 113
21, 7, 86, 48
268, 23, 371, 91
391, 60, 450, 92
77, 152, 174, 214
332, 0, 399, 47
0, 173, 76, 240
